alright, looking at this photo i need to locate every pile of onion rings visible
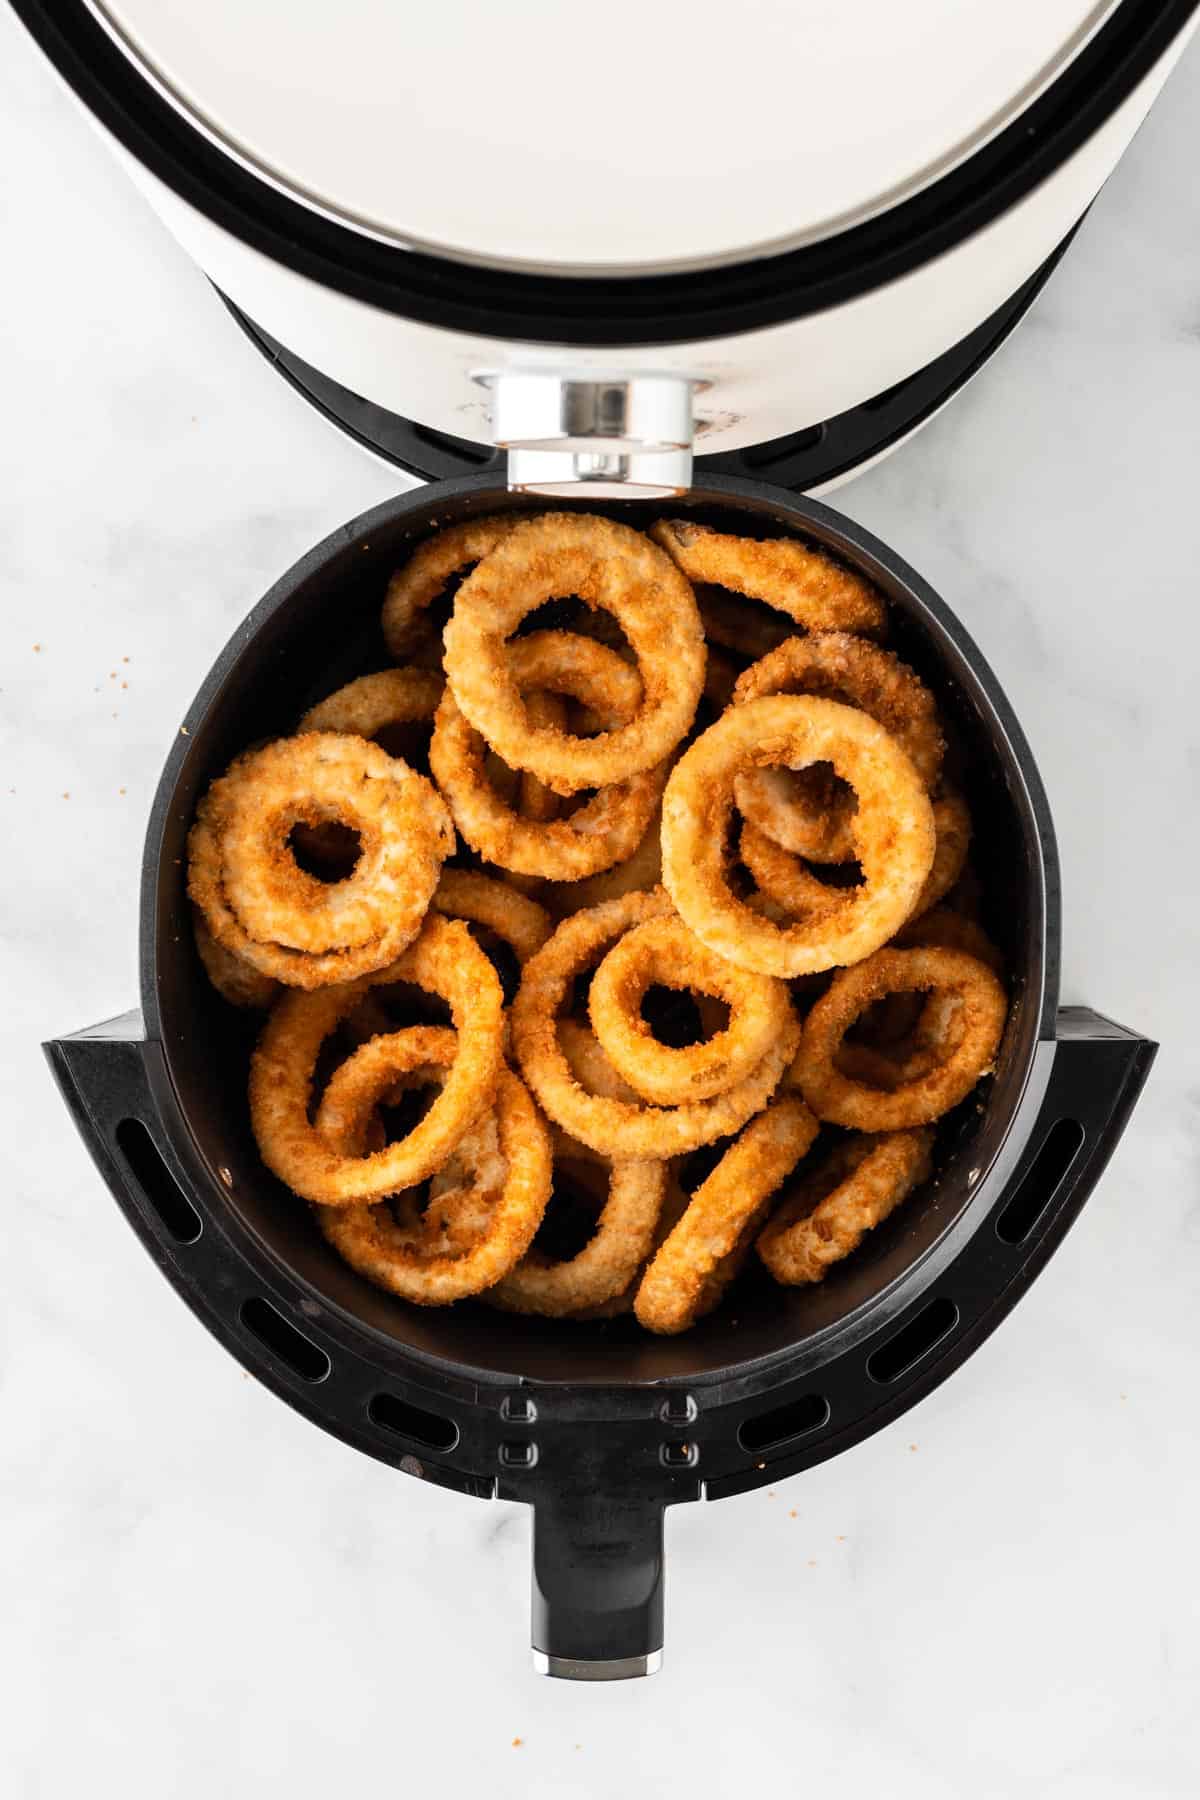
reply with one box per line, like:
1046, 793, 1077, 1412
188, 510, 1008, 1327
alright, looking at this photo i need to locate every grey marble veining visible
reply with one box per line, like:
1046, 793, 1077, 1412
2, 9, 1198, 1795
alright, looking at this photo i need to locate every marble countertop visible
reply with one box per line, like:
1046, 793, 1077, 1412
3, 12, 1199, 1796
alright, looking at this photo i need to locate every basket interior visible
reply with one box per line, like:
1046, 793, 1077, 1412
149, 483, 1049, 1385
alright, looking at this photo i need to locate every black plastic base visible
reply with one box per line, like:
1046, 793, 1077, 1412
47, 1009, 1153, 1671
219, 226, 1075, 493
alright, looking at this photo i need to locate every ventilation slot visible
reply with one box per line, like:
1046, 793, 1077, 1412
995, 1118, 1086, 1246
115, 1117, 202, 1244
738, 1392, 829, 1454
867, 1296, 959, 1384
369, 1392, 459, 1453
240, 1297, 331, 1383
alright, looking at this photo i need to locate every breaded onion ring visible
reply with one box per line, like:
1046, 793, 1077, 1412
663, 696, 934, 977
317, 1058, 552, 1306
634, 1096, 819, 1334
299, 667, 444, 738
442, 513, 704, 796
650, 520, 886, 638
542, 803, 663, 917
431, 631, 666, 880
512, 890, 800, 1159
381, 515, 522, 659
193, 909, 279, 1009
587, 914, 794, 1105
757, 1129, 933, 1285
490, 1140, 667, 1318
909, 786, 971, 920
693, 586, 795, 659
557, 1017, 642, 1106
249, 915, 504, 1203
792, 946, 1008, 1129
189, 734, 453, 988
732, 633, 943, 863
895, 905, 1003, 976
430, 868, 551, 964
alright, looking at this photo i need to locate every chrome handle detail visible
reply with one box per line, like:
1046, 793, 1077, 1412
475, 372, 698, 498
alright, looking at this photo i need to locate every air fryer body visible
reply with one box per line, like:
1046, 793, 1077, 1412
9, 0, 1199, 484
46, 475, 1156, 1675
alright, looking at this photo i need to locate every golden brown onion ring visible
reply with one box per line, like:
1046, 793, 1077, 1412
429, 868, 552, 965
193, 909, 279, 1009
732, 633, 943, 863
299, 667, 444, 738
791, 946, 1007, 1129
634, 1096, 819, 1334
443, 513, 704, 796
381, 515, 523, 659
511, 889, 800, 1159
757, 1129, 933, 1284
650, 521, 886, 638
317, 1056, 552, 1306
189, 734, 453, 988
663, 696, 934, 977
249, 916, 504, 1204
431, 631, 666, 880
587, 914, 794, 1105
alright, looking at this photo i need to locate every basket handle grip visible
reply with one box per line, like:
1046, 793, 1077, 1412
531, 1491, 665, 1681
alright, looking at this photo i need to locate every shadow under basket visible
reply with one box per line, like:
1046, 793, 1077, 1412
46, 474, 1155, 1679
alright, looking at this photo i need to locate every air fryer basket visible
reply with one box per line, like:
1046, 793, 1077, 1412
47, 475, 1155, 1678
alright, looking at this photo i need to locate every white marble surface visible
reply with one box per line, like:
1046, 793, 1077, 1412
3, 12, 1200, 1795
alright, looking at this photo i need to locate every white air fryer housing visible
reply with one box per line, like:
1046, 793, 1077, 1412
15, 0, 1199, 491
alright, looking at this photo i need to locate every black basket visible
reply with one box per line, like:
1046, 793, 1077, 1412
46, 475, 1155, 1679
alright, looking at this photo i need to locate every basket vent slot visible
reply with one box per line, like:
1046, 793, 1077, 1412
116, 1118, 201, 1244
995, 1118, 1085, 1245
369, 1392, 459, 1452
240, 1297, 331, 1383
738, 1392, 829, 1454
867, 1296, 958, 1384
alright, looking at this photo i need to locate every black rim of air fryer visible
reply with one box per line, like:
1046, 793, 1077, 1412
215, 226, 1076, 488
132, 472, 1060, 1397
7, 0, 1197, 345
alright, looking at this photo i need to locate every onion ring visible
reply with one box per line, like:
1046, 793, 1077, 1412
542, 803, 663, 917
634, 1096, 819, 1334
557, 1017, 642, 1106
299, 667, 444, 738
442, 513, 704, 795
791, 946, 1008, 1129
693, 586, 796, 659
193, 909, 279, 1009
895, 904, 1003, 976
381, 514, 522, 659
511, 889, 800, 1159
429, 868, 551, 965
650, 520, 886, 638
431, 631, 666, 880
908, 785, 971, 919
249, 915, 505, 1203
189, 733, 453, 988
490, 1140, 667, 1318
757, 1129, 934, 1284
732, 633, 943, 863
662, 696, 934, 977
587, 914, 794, 1105
316, 1058, 552, 1306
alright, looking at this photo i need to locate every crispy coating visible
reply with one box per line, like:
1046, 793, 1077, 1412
651, 520, 886, 637
429, 868, 551, 964
490, 1140, 667, 1318
663, 696, 934, 977
189, 733, 453, 988
908, 786, 971, 920
443, 513, 704, 795
587, 914, 793, 1105
431, 630, 666, 880
317, 1061, 552, 1305
758, 1129, 933, 1284
249, 916, 504, 1203
192, 908, 279, 1009
542, 802, 664, 916
635, 1097, 819, 1334
512, 890, 800, 1159
381, 514, 524, 658
299, 667, 444, 737
732, 633, 943, 863
792, 946, 1008, 1129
